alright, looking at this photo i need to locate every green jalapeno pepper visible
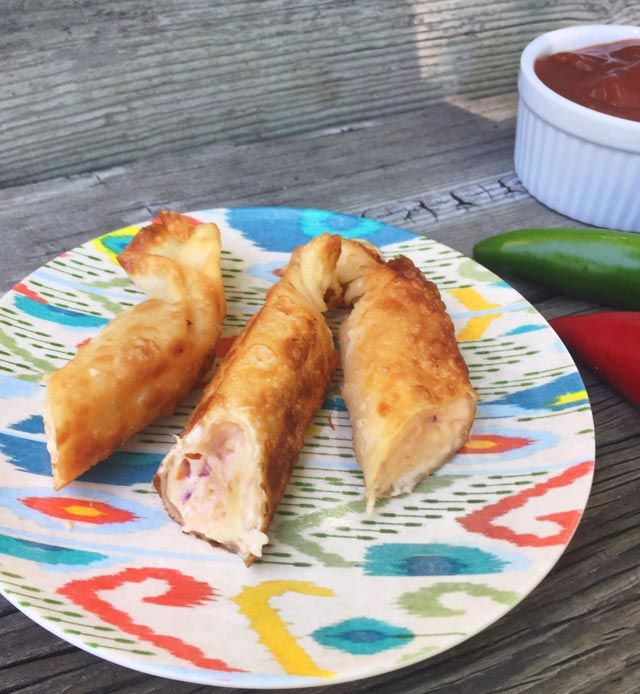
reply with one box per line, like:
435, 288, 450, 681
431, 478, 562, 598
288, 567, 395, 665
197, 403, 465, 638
473, 228, 640, 309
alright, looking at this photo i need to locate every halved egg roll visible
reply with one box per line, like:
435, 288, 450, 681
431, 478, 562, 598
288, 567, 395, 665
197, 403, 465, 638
339, 248, 478, 511
44, 211, 226, 490
154, 234, 341, 563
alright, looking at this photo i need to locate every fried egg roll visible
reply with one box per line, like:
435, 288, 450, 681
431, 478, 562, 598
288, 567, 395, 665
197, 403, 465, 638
339, 248, 478, 511
44, 211, 225, 490
154, 234, 340, 562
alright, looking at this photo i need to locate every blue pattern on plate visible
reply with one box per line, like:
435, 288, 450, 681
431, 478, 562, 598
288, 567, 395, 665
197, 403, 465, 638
227, 207, 413, 252
364, 543, 508, 576
313, 617, 414, 655
0, 534, 107, 566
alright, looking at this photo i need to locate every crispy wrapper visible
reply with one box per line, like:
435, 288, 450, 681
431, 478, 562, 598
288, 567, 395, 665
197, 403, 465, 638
154, 234, 340, 563
339, 251, 478, 511
44, 211, 226, 490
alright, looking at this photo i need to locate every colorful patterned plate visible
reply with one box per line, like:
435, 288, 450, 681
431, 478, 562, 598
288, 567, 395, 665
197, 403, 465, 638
0, 208, 595, 687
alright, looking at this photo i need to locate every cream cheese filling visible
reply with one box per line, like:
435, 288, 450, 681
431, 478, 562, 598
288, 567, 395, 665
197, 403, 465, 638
165, 421, 267, 558
368, 396, 476, 511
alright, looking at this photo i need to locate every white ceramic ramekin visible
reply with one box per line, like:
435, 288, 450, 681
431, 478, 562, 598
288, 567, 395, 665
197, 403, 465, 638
515, 24, 640, 232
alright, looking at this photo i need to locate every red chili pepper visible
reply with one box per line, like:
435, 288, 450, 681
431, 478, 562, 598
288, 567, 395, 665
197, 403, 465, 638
550, 312, 640, 407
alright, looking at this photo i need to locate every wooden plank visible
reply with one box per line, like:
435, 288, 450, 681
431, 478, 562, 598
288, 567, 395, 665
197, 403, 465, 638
0, 601, 17, 619
0, 92, 638, 693
0, 648, 206, 694
0, 612, 77, 670
1, 1, 638, 185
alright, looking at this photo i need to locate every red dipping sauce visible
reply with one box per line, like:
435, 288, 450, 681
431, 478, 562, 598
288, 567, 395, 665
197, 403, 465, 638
535, 39, 640, 122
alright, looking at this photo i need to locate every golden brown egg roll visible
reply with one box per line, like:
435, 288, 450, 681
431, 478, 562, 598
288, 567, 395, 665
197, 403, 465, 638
154, 233, 341, 563
44, 211, 226, 490
339, 248, 478, 511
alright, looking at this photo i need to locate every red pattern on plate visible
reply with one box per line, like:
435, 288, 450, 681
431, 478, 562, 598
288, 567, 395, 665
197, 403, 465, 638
12, 282, 47, 303
458, 461, 594, 546
59, 567, 243, 672
21, 497, 137, 524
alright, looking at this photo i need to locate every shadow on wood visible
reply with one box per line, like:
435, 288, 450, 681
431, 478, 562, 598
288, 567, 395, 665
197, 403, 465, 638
0, 94, 522, 289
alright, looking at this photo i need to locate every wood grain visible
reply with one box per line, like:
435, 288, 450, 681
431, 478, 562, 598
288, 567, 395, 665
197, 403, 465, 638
0, 91, 638, 693
1, 0, 639, 186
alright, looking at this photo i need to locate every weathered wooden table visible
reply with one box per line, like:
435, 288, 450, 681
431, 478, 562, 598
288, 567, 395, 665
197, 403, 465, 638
0, 90, 638, 693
